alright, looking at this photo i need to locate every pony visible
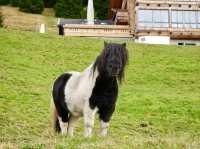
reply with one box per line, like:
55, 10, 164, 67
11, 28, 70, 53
52, 42, 128, 137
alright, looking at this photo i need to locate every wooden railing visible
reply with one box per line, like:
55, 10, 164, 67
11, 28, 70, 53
63, 24, 132, 37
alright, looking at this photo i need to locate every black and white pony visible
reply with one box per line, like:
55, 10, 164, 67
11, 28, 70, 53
52, 42, 128, 137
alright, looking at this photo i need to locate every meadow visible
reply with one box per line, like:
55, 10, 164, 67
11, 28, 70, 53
0, 28, 200, 148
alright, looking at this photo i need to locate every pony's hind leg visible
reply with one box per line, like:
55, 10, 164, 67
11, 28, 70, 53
67, 115, 79, 137
58, 117, 68, 135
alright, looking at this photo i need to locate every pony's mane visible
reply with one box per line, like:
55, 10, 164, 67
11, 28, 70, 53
93, 43, 128, 83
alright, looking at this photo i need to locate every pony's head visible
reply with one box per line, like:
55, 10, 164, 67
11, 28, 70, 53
94, 42, 128, 82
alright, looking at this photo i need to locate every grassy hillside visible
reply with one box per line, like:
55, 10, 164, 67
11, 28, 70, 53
0, 28, 200, 148
1, 6, 57, 34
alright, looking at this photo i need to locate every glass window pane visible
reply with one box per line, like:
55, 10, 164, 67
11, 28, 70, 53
160, 11, 168, 23
178, 24, 183, 28
177, 11, 183, 23
190, 11, 196, 23
138, 10, 153, 22
172, 11, 177, 23
153, 10, 160, 23
198, 11, 200, 23
172, 23, 177, 28
184, 11, 190, 23
191, 24, 197, 28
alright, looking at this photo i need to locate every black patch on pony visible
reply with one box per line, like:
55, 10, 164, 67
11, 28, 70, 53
52, 73, 71, 132
90, 42, 128, 122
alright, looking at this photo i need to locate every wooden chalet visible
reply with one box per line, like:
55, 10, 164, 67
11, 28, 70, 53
58, 0, 200, 42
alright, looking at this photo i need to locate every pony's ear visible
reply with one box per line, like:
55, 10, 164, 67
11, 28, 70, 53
122, 43, 126, 47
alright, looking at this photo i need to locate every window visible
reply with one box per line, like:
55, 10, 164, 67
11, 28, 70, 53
198, 11, 200, 28
137, 9, 169, 28
137, 10, 200, 29
171, 10, 200, 29
138, 10, 153, 27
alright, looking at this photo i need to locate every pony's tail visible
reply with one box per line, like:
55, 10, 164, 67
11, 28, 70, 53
51, 99, 61, 133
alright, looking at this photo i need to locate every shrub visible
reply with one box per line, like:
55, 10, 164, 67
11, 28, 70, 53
10, 0, 19, 6
54, 0, 109, 19
80, 7, 87, 19
43, 0, 56, 8
94, 0, 109, 19
0, 10, 3, 27
19, 0, 44, 14
0, 0, 10, 5
54, 0, 82, 18
31, 0, 44, 13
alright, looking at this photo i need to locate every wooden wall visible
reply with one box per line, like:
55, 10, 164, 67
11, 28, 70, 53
109, 0, 123, 19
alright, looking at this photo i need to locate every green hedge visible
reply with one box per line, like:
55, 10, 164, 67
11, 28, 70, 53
19, 0, 44, 14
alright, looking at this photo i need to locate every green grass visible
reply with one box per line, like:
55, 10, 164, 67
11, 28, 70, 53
0, 28, 200, 148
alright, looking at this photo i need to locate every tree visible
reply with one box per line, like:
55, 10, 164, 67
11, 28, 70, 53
44, 0, 56, 8
0, 0, 10, 5
0, 10, 3, 27
10, 0, 19, 6
94, 0, 109, 19
54, 0, 109, 19
19, 0, 44, 14
54, 0, 82, 18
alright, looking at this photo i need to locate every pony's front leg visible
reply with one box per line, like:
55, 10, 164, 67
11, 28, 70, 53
100, 120, 109, 137
83, 103, 97, 137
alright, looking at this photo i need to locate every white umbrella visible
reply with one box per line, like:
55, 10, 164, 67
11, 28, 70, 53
87, 0, 94, 24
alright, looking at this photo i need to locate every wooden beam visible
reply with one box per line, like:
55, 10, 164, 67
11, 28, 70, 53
128, 0, 135, 35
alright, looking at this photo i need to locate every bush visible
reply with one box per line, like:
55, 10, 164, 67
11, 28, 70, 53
94, 0, 109, 19
0, 10, 3, 27
10, 0, 19, 6
54, 0, 109, 19
43, 0, 56, 8
54, 0, 82, 18
0, 0, 10, 5
80, 7, 87, 19
19, 0, 44, 14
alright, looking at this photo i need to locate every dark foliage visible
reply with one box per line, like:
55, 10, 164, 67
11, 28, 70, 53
0, 0, 10, 5
54, 0, 109, 19
19, 0, 44, 14
10, 0, 19, 6
43, 0, 56, 8
94, 0, 109, 19
54, 0, 83, 18
0, 10, 3, 27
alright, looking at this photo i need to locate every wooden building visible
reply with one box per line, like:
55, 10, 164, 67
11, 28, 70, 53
58, 0, 200, 44
111, 0, 200, 38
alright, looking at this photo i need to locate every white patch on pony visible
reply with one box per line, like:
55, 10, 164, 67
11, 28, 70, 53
63, 63, 99, 137
58, 117, 68, 134
64, 63, 98, 116
100, 120, 109, 137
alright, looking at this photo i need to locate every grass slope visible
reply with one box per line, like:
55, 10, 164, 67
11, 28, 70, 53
0, 28, 200, 148
1, 6, 57, 34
